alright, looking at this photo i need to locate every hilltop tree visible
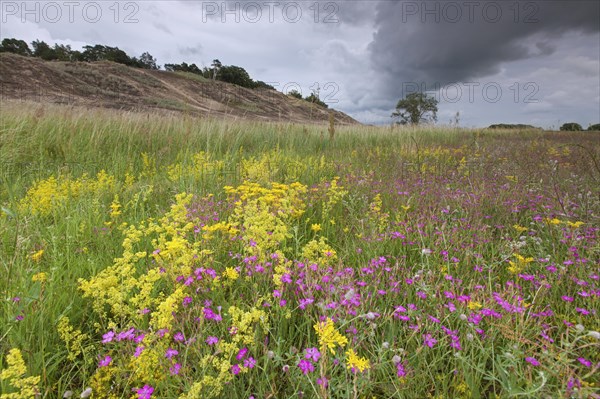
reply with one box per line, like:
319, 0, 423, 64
305, 93, 328, 108
217, 65, 254, 88
135, 52, 159, 70
53, 44, 75, 61
31, 40, 55, 60
288, 89, 302, 99
254, 80, 275, 90
0, 38, 32, 56
392, 92, 438, 125
211, 59, 222, 80
164, 62, 202, 74
81, 45, 133, 65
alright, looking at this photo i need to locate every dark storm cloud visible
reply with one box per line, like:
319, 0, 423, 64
356, 0, 600, 97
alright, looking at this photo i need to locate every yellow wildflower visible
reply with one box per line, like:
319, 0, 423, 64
30, 250, 44, 263
314, 317, 348, 354
223, 267, 239, 281
345, 349, 370, 373
0, 348, 41, 399
31, 272, 47, 283
513, 224, 528, 233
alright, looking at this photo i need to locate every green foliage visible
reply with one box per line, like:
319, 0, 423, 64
1, 103, 599, 398
135, 52, 159, 70
0, 38, 32, 56
305, 93, 328, 108
81, 44, 132, 65
31, 40, 54, 60
587, 123, 600, 131
253, 80, 275, 90
164, 62, 203, 74
217, 65, 255, 88
560, 122, 583, 131
488, 124, 541, 130
288, 89, 303, 99
31, 40, 79, 61
392, 92, 438, 125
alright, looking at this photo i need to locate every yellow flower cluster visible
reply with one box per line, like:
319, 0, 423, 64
30, 249, 44, 263
167, 151, 224, 182
322, 177, 347, 218
239, 150, 331, 184
314, 317, 348, 354
223, 181, 307, 261
57, 316, 90, 361
507, 254, 534, 274
345, 349, 370, 373
18, 170, 117, 216
0, 348, 41, 399
302, 237, 337, 267
228, 306, 270, 346
513, 224, 528, 233
79, 192, 207, 327
31, 272, 47, 283
369, 193, 389, 234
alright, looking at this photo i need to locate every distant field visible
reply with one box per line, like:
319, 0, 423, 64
1, 102, 599, 398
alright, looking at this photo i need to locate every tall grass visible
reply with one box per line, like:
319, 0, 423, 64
1, 101, 599, 399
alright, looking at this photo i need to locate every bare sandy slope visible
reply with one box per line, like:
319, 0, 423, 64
0, 53, 359, 125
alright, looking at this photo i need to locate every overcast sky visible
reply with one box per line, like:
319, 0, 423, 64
1, 0, 599, 127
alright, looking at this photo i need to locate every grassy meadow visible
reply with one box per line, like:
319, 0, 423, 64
1, 102, 599, 398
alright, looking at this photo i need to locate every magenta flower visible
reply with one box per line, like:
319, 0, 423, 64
117, 327, 135, 341
298, 359, 315, 375
98, 355, 112, 367
231, 364, 241, 375
165, 348, 179, 359
131, 333, 144, 344
236, 347, 248, 360
525, 357, 540, 366
577, 357, 592, 367
206, 336, 219, 345
134, 346, 145, 358
317, 377, 328, 387
136, 385, 154, 399
304, 347, 321, 362
396, 362, 407, 378
423, 334, 437, 348
243, 357, 256, 369
173, 332, 185, 342
170, 363, 182, 375
102, 331, 115, 344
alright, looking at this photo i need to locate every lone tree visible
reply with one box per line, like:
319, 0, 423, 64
392, 92, 438, 125
560, 122, 583, 131
211, 59, 222, 80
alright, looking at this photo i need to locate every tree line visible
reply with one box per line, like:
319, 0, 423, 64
0, 38, 276, 91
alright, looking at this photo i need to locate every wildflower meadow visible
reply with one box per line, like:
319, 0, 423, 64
1, 102, 599, 398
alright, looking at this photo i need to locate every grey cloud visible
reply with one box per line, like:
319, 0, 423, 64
362, 0, 600, 98
179, 43, 203, 56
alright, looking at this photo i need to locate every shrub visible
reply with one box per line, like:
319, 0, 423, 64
560, 122, 583, 131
